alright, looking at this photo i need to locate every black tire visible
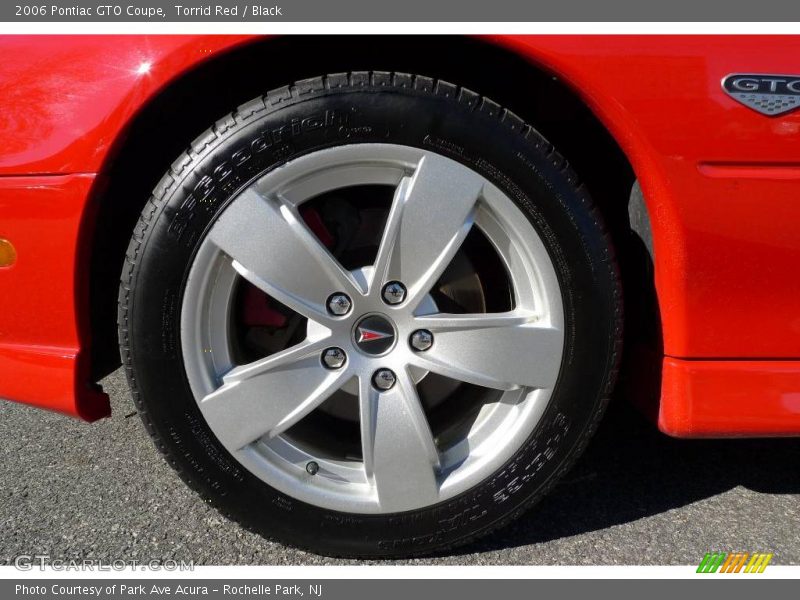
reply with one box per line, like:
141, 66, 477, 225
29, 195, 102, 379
119, 72, 622, 558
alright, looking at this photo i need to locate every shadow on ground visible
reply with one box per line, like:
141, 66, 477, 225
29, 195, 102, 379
454, 400, 800, 555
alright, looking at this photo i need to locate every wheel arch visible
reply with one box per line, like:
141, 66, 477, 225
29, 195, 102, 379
84, 35, 662, 418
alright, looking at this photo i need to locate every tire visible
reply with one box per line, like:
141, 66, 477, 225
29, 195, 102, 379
119, 71, 622, 558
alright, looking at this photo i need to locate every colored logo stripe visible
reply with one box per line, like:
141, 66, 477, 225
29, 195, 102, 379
697, 552, 772, 573
721, 553, 748, 573
697, 553, 726, 573
745, 553, 773, 573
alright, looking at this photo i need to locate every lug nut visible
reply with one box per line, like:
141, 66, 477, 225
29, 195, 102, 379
382, 281, 407, 305
327, 293, 352, 316
410, 329, 433, 351
372, 368, 397, 391
322, 347, 347, 369
306, 461, 319, 475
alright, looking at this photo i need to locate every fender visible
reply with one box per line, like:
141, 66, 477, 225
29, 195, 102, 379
0, 35, 252, 174
0, 35, 252, 419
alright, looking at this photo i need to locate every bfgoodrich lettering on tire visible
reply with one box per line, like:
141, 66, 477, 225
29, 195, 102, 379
119, 72, 622, 557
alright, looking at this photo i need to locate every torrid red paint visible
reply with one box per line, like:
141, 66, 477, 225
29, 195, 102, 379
1, 35, 800, 437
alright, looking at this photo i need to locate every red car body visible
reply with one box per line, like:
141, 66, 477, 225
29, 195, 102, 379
2, 34, 800, 437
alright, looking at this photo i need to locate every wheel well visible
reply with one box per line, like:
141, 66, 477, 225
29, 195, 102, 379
88, 35, 657, 401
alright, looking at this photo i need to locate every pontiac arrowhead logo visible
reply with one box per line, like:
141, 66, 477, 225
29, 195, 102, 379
722, 74, 800, 116
353, 315, 396, 356
358, 327, 392, 343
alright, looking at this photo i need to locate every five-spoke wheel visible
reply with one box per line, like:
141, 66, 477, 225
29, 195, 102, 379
182, 145, 564, 513
121, 73, 620, 556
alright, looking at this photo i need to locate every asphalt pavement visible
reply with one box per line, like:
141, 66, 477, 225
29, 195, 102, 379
1, 369, 798, 565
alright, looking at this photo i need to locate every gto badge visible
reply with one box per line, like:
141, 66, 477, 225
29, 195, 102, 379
722, 74, 800, 116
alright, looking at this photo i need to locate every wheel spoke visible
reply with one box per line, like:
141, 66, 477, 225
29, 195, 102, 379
359, 370, 440, 511
199, 340, 349, 452
372, 154, 484, 307
410, 312, 563, 390
209, 188, 361, 323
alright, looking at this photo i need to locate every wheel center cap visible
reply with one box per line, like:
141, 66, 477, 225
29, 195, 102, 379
353, 315, 396, 356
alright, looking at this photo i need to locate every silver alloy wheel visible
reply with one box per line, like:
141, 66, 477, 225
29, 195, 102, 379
181, 144, 564, 514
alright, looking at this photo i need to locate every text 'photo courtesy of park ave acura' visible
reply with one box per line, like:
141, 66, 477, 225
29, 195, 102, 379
0, 8, 799, 584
